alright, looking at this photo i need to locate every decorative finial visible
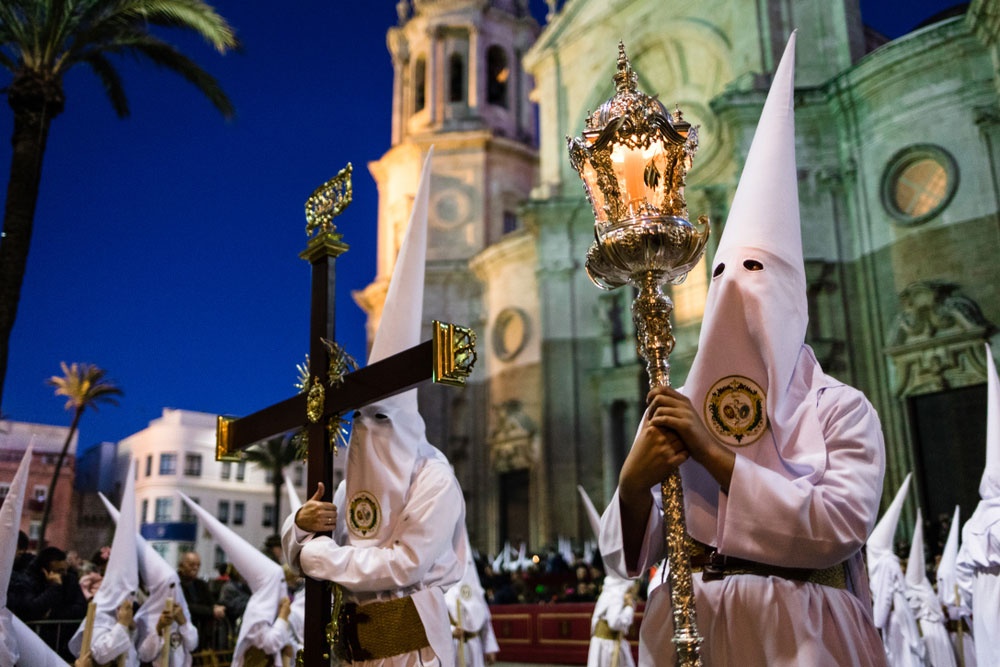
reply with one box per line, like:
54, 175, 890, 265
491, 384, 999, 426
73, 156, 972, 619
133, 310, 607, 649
305, 163, 353, 237
614, 42, 638, 93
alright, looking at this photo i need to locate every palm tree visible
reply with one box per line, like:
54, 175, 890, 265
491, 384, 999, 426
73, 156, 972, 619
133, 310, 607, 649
243, 431, 301, 540
40, 361, 122, 547
0, 0, 238, 411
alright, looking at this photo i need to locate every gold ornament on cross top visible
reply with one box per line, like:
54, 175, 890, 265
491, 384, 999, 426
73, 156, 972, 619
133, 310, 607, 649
568, 42, 710, 666
305, 163, 353, 237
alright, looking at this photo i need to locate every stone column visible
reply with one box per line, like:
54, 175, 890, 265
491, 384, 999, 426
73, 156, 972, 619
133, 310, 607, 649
468, 24, 480, 111
428, 26, 439, 126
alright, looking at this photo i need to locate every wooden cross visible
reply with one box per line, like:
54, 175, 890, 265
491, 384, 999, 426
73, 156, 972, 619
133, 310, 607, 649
214, 164, 477, 667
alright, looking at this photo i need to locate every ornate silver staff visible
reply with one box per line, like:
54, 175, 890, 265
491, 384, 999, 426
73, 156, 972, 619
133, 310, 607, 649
568, 43, 709, 666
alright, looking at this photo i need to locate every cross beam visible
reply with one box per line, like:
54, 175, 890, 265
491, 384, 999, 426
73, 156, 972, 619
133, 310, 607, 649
213, 166, 476, 667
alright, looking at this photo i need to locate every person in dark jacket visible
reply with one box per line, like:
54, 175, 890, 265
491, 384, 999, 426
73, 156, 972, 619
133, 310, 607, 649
177, 551, 225, 650
7, 545, 88, 661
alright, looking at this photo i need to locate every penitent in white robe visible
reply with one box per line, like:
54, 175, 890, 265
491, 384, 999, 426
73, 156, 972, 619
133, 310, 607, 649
136, 619, 199, 667
445, 558, 498, 667
283, 453, 466, 667
956, 497, 1000, 667
587, 576, 636, 667
85, 616, 139, 667
600, 373, 888, 667
868, 556, 925, 667
905, 573, 953, 667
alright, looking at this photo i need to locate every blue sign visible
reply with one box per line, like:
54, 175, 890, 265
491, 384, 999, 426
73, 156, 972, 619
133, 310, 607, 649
140, 522, 196, 542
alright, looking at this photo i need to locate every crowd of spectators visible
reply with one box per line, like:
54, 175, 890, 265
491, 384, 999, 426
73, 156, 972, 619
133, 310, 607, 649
480, 545, 649, 606
6, 532, 302, 661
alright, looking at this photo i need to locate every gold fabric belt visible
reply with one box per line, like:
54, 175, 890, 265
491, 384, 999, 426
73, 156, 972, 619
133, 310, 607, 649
335, 595, 430, 662
594, 619, 623, 641
689, 540, 847, 589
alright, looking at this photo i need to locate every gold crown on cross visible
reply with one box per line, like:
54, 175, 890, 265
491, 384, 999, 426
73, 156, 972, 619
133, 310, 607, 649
305, 163, 353, 237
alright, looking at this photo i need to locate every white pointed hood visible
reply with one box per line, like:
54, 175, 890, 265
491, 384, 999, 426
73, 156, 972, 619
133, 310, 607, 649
958, 343, 1000, 569
868, 472, 912, 559
71, 458, 140, 657
578, 485, 632, 590
981, 342, 1000, 499
577, 485, 602, 542
93, 458, 140, 611
936, 505, 961, 607
284, 471, 302, 515
178, 491, 285, 665
97, 492, 193, 647
344, 147, 439, 547
1, 444, 33, 667
676, 34, 832, 545
1, 444, 32, 608
905, 508, 926, 588
11, 615, 67, 666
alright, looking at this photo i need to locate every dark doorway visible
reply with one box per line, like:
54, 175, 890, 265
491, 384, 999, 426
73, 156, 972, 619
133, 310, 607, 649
908, 383, 987, 556
499, 468, 530, 546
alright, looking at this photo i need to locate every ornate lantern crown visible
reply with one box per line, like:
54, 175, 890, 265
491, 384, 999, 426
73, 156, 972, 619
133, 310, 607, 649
568, 42, 699, 233
569, 42, 708, 292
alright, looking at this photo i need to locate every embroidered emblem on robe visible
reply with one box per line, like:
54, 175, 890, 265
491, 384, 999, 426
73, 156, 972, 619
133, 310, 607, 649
348, 491, 381, 537
704, 375, 767, 446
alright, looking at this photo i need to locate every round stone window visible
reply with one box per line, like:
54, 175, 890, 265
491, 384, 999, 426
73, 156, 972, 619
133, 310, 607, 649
492, 308, 530, 361
882, 145, 957, 225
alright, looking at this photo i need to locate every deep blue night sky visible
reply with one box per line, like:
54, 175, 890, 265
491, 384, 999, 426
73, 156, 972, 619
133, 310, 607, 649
0, 1, 965, 454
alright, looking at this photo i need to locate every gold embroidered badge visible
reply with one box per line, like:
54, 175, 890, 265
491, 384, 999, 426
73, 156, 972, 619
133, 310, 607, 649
704, 375, 767, 446
460, 584, 472, 600
347, 491, 381, 538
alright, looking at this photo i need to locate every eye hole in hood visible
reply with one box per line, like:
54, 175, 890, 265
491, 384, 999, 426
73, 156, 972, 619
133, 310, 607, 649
713, 263, 725, 278
743, 259, 763, 271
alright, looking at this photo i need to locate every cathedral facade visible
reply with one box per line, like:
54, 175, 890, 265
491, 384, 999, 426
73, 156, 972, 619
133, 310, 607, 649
361, 0, 1000, 556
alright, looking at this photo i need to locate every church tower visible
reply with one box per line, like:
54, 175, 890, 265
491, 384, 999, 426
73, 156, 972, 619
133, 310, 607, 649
358, 0, 540, 551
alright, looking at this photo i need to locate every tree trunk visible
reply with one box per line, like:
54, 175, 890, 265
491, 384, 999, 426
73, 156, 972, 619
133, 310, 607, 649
0, 73, 64, 411
38, 406, 81, 548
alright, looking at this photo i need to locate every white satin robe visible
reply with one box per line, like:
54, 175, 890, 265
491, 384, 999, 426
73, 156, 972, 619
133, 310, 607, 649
136, 619, 199, 667
283, 455, 466, 667
600, 378, 887, 667
587, 578, 636, 667
956, 497, 1000, 667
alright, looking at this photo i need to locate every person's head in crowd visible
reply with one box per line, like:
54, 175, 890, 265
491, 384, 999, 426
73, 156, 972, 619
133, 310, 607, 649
263, 535, 283, 563
90, 546, 110, 575
178, 552, 201, 580
31, 546, 68, 581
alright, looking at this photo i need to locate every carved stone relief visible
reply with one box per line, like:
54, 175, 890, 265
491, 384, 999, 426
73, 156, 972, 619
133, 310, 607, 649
886, 281, 996, 396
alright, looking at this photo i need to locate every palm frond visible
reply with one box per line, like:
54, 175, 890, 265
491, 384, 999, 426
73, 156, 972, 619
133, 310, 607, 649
0, 1, 38, 62
81, 52, 128, 116
79, 34, 233, 117
117, 0, 238, 53
132, 37, 233, 117
46, 361, 123, 412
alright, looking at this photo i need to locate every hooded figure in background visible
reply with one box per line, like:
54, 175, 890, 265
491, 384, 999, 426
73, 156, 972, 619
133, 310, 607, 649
179, 493, 292, 667
444, 533, 499, 667
2, 444, 70, 667
956, 342, 1000, 666
281, 471, 305, 654
936, 506, 975, 666
282, 147, 467, 666
69, 459, 140, 667
98, 493, 198, 667
904, 509, 955, 667
599, 33, 887, 666
867, 474, 924, 667
579, 486, 636, 667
